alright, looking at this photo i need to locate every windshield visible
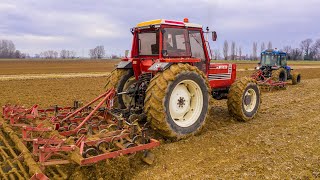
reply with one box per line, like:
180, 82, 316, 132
163, 28, 191, 57
261, 54, 277, 66
138, 31, 159, 55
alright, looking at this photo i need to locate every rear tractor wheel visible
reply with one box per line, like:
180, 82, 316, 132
292, 72, 301, 85
271, 68, 287, 82
227, 77, 261, 121
144, 63, 210, 140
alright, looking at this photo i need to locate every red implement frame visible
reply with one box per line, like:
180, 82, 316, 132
1, 88, 160, 178
251, 70, 287, 90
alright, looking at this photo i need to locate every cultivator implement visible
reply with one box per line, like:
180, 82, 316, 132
251, 70, 287, 91
0, 88, 160, 179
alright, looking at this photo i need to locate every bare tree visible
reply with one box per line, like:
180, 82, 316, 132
89, 49, 95, 59
309, 39, 320, 60
223, 40, 229, 60
312, 39, 320, 60
267, 41, 272, 49
283, 46, 292, 59
213, 49, 220, 60
290, 48, 302, 60
252, 42, 258, 60
236, 47, 238, 57
89, 45, 105, 59
14, 50, 21, 58
60, 50, 77, 59
239, 46, 242, 60
231, 41, 236, 60
53, 51, 58, 59
261, 42, 266, 52
70, 51, 77, 59
300, 38, 313, 60
60, 50, 68, 59
20, 53, 27, 59
40, 50, 59, 59
0, 39, 16, 58
283, 46, 291, 53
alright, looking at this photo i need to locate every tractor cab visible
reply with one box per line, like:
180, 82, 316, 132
119, 18, 216, 78
259, 49, 288, 68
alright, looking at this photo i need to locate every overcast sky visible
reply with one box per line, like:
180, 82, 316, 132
0, 0, 319, 57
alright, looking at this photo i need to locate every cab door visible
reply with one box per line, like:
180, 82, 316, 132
189, 30, 207, 73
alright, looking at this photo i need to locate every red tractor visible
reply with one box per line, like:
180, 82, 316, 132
107, 18, 261, 139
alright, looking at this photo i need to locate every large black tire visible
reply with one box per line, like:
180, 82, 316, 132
292, 72, 301, 85
227, 77, 261, 121
144, 63, 210, 139
105, 69, 134, 108
116, 69, 136, 108
271, 68, 287, 82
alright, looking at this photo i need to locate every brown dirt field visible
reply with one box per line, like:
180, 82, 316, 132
0, 77, 107, 107
0, 59, 119, 75
1, 60, 320, 179
134, 78, 320, 179
0, 72, 110, 81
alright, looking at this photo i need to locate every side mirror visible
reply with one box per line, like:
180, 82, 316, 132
212, 31, 217, 41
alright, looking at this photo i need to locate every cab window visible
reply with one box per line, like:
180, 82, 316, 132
281, 55, 287, 66
162, 28, 190, 56
138, 31, 159, 55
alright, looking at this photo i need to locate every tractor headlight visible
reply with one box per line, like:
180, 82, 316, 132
255, 66, 260, 70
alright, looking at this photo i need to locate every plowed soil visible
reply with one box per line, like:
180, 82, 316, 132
134, 72, 320, 179
0, 60, 320, 179
0, 59, 119, 75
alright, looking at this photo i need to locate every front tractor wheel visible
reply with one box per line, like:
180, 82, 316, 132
144, 63, 210, 140
116, 69, 137, 108
227, 77, 261, 121
105, 68, 135, 108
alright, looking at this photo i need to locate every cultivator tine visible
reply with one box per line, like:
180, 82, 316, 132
258, 83, 271, 92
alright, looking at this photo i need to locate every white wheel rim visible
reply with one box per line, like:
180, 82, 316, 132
169, 80, 203, 127
122, 76, 136, 107
243, 88, 257, 113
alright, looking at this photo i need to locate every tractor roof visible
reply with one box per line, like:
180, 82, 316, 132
136, 19, 202, 29
261, 49, 287, 56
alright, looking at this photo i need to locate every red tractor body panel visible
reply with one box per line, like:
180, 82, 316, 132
208, 63, 236, 89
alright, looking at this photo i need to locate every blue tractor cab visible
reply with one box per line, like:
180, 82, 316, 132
260, 49, 288, 68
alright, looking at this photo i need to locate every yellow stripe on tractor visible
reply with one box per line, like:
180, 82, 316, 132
136, 19, 163, 27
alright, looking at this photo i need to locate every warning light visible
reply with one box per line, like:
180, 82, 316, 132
183, 18, 189, 23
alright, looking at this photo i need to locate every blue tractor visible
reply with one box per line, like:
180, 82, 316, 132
256, 49, 301, 85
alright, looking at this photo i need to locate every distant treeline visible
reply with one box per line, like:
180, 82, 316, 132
218, 38, 320, 61
1, 38, 320, 61
284, 39, 320, 60
0, 39, 122, 59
